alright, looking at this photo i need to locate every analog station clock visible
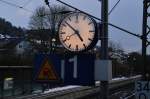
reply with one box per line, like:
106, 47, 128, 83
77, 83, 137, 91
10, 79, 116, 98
58, 12, 98, 52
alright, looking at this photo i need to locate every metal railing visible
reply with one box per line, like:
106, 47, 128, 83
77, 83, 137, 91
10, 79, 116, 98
13, 75, 141, 99
0, 66, 141, 99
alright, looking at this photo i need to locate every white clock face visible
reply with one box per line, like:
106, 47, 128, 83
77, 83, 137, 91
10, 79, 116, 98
58, 12, 97, 52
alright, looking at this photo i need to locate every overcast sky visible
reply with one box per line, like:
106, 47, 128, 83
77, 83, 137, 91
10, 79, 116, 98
0, 0, 149, 54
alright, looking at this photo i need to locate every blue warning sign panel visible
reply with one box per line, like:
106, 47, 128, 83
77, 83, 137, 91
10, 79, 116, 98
34, 53, 95, 86
34, 54, 62, 82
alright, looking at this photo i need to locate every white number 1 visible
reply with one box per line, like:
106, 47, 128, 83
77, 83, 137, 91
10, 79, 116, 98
61, 55, 78, 79
61, 60, 65, 79
69, 55, 77, 78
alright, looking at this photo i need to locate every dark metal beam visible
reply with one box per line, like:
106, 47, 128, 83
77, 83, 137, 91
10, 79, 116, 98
100, 0, 109, 98
142, 0, 150, 80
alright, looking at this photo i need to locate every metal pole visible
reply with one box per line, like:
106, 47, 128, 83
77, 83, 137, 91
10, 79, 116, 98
142, 0, 148, 80
100, 0, 109, 99
22, 68, 25, 94
1, 71, 4, 99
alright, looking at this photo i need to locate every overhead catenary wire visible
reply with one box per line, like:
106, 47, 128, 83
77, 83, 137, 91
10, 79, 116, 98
53, 0, 142, 39
22, 0, 34, 8
0, 0, 33, 13
108, 0, 121, 15
0, 0, 144, 41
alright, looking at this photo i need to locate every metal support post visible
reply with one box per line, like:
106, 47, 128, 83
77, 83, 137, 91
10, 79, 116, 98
142, 0, 147, 80
100, 0, 109, 99
22, 68, 25, 94
142, 0, 150, 80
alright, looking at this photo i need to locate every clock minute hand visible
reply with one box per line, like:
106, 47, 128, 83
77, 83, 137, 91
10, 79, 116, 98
65, 21, 76, 32
76, 31, 83, 42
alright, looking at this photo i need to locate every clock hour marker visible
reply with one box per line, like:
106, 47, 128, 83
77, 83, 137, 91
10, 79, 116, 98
83, 43, 86, 48
69, 44, 71, 48
88, 38, 92, 41
83, 16, 86, 20
88, 22, 92, 25
61, 32, 66, 34
89, 30, 94, 32
76, 14, 78, 20
76, 45, 78, 50
68, 17, 71, 21
63, 39, 67, 42
75, 13, 79, 23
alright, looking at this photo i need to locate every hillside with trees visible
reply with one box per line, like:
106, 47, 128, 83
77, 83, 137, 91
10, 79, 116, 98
0, 18, 24, 37
0, 17, 28, 66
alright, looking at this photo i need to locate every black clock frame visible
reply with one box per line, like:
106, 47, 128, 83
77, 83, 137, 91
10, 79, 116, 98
58, 12, 98, 53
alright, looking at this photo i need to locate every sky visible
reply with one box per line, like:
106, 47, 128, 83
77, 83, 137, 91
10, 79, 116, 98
0, 0, 149, 54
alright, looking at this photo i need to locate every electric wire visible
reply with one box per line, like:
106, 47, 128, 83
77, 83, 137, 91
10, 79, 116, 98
55, 0, 141, 39
22, 0, 34, 8
108, 0, 121, 15
0, 0, 33, 13
0, 0, 143, 40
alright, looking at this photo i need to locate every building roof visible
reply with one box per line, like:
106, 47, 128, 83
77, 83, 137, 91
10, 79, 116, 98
0, 33, 23, 50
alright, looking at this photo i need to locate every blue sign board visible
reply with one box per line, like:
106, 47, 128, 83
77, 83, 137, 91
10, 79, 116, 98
34, 53, 95, 86
63, 54, 95, 86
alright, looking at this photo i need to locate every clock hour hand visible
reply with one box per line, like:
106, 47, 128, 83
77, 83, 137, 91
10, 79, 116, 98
75, 31, 83, 42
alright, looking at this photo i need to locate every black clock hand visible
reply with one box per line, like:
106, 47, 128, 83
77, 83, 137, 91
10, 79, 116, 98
75, 31, 83, 42
63, 33, 76, 42
65, 21, 83, 42
65, 21, 76, 32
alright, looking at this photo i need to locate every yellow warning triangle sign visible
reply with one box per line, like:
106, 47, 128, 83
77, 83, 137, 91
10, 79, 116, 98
37, 58, 58, 81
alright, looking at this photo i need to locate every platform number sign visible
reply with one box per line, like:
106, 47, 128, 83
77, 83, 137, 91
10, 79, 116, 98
34, 54, 95, 86
62, 54, 95, 86
135, 81, 150, 99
